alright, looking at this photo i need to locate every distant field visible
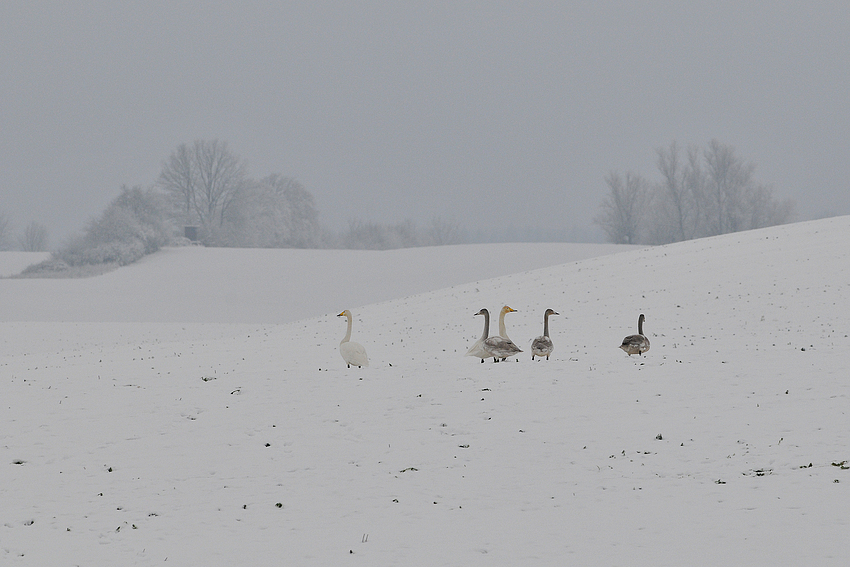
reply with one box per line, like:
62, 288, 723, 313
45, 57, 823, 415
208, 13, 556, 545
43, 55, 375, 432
0, 242, 639, 323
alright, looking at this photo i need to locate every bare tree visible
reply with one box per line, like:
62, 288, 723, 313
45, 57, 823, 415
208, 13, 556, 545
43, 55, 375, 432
18, 221, 49, 251
744, 184, 795, 229
159, 143, 196, 218
683, 145, 711, 238
158, 140, 248, 242
426, 216, 463, 245
653, 141, 699, 243
703, 139, 755, 235
594, 171, 651, 244
611, 140, 795, 246
0, 211, 11, 250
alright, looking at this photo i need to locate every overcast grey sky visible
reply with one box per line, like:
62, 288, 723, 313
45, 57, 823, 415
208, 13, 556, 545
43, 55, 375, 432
2, 2, 848, 245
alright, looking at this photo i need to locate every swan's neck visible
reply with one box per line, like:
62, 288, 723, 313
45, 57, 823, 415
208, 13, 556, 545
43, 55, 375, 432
480, 311, 490, 340
543, 313, 550, 338
341, 315, 352, 343
498, 310, 509, 339
637, 316, 644, 336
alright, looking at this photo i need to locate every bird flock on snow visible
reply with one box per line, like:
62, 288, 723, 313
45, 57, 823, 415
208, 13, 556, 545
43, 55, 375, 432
337, 307, 650, 368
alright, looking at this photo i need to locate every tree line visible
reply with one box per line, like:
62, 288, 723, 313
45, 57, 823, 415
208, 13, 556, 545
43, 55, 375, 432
157, 139, 463, 250
594, 140, 795, 245
13, 139, 464, 275
7, 138, 797, 274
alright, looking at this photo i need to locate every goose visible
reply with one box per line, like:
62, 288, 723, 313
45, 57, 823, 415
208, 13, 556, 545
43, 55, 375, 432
337, 310, 369, 368
483, 305, 522, 362
531, 308, 558, 360
466, 308, 492, 362
620, 313, 650, 356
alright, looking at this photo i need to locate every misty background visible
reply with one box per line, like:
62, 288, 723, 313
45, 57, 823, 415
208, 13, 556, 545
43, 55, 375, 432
2, 2, 848, 249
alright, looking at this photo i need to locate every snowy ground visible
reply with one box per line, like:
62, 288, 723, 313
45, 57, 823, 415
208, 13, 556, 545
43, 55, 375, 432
2, 222, 849, 565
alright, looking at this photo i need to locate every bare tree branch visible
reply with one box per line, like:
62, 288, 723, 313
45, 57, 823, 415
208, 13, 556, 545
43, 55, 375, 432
158, 140, 248, 242
18, 221, 49, 252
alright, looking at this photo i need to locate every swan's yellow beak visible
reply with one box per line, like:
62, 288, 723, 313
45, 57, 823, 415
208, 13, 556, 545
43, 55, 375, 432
337, 311, 345, 317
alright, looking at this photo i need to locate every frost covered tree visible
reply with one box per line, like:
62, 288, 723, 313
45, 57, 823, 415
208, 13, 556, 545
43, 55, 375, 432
219, 175, 321, 248
158, 140, 248, 243
256, 174, 321, 248
57, 186, 172, 266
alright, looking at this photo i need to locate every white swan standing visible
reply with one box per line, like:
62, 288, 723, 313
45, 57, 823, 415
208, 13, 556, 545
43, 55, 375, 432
497, 305, 516, 343
337, 310, 369, 368
483, 305, 522, 362
466, 308, 492, 362
620, 313, 650, 356
531, 308, 558, 360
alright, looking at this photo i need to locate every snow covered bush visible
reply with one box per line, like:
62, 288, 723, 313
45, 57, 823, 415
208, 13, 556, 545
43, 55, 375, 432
23, 186, 174, 274
59, 186, 172, 266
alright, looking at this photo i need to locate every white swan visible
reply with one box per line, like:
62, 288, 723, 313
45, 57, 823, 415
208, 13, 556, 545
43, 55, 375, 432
337, 310, 369, 368
531, 308, 558, 360
497, 305, 516, 342
620, 313, 650, 356
466, 308, 492, 362
483, 305, 522, 362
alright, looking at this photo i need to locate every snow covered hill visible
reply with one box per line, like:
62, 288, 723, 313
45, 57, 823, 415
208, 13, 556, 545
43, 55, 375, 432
1, 242, 637, 323
2, 218, 849, 565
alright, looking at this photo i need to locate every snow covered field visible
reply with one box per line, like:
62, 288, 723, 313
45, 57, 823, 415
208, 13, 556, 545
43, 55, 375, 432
1, 243, 636, 324
2, 220, 849, 565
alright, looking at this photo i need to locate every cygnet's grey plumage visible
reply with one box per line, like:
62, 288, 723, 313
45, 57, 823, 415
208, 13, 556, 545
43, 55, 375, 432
531, 308, 558, 360
484, 305, 522, 362
620, 313, 650, 356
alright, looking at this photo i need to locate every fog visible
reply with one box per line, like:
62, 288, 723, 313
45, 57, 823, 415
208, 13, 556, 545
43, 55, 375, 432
2, 2, 848, 245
